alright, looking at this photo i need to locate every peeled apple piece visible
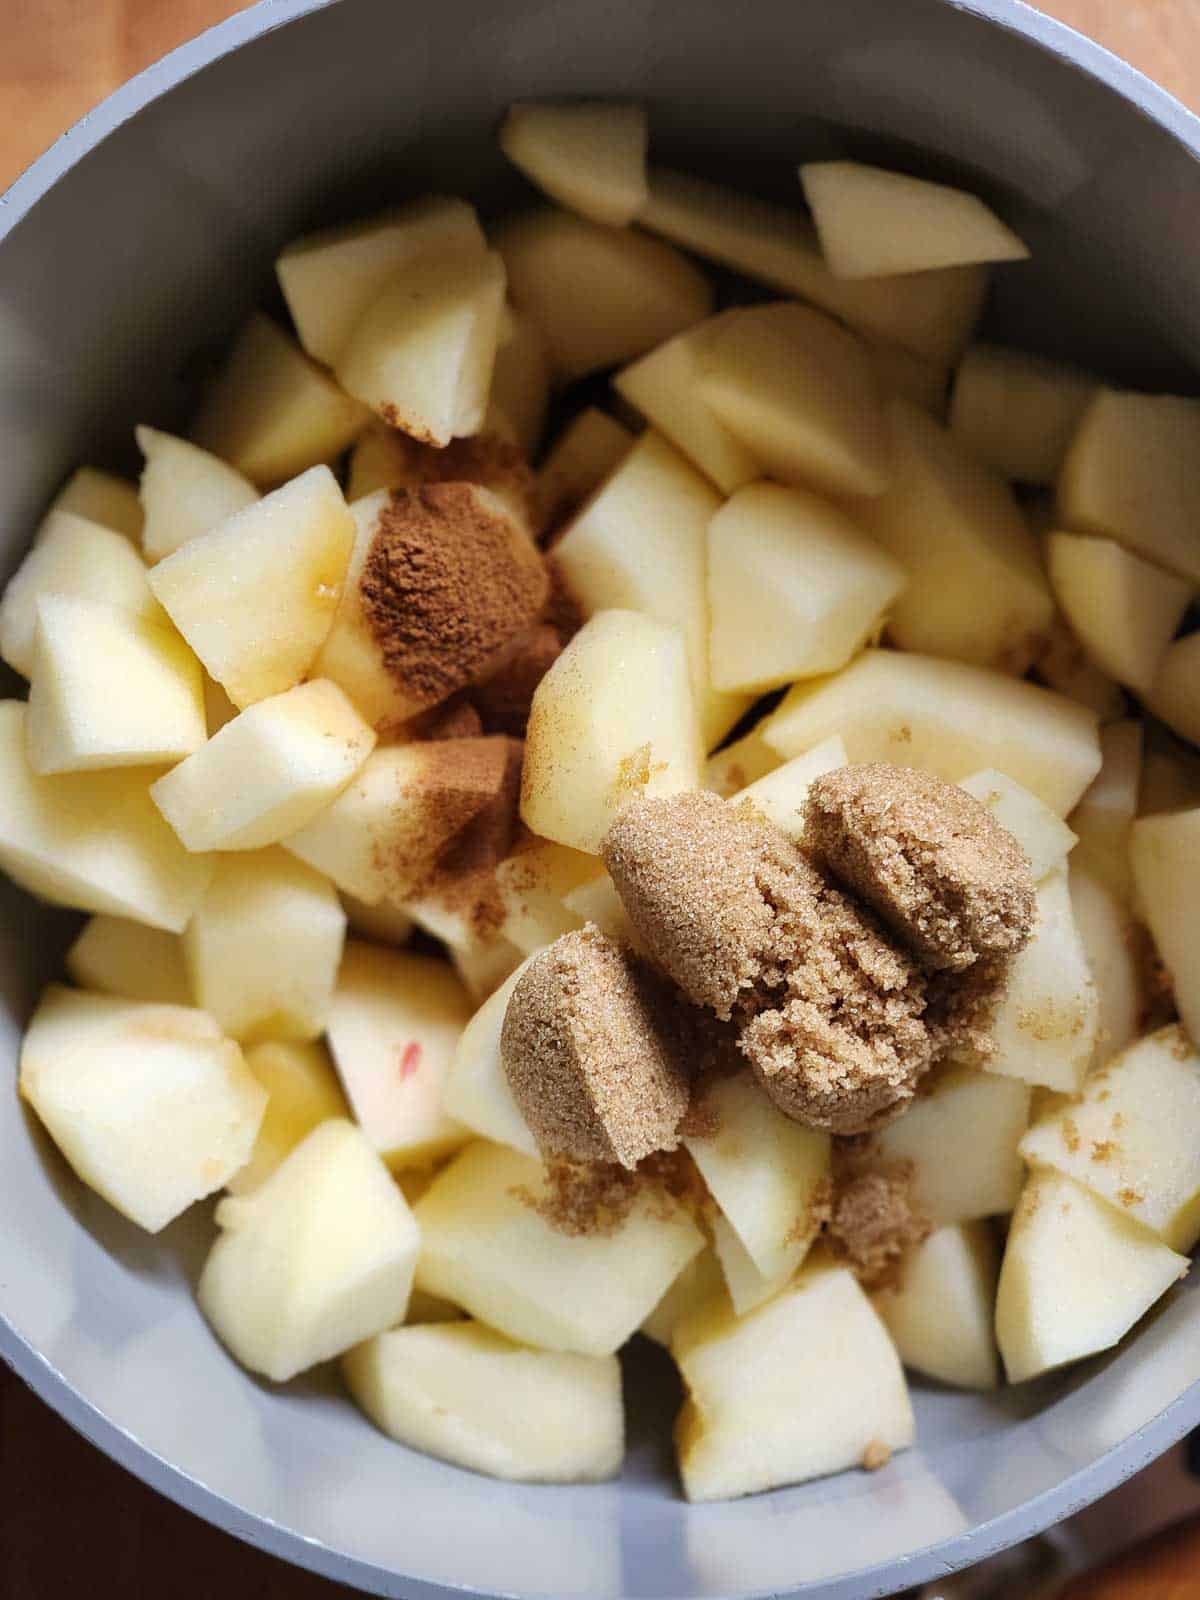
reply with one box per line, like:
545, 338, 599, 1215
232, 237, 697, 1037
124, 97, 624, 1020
198, 1119, 420, 1382
995, 1168, 1187, 1384
672, 1260, 913, 1501
0, 510, 162, 679
147, 464, 356, 709
639, 166, 986, 366
1020, 1025, 1200, 1252
191, 313, 369, 488
494, 208, 714, 383
876, 1222, 1000, 1390
150, 679, 376, 854
1130, 805, 1200, 1044
136, 425, 259, 563
326, 941, 472, 1172
707, 483, 906, 692
344, 1321, 624, 1483
414, 1141, 704, 1356
1046, 532, 1192, 693
499, 101, 648, 227
19, 986, 264, 1233
27, 596, 206, 774
847, 398, 1053, 676
614, 319, 759, 494
762, 649, 1101, 817
336, 250, 507, 446
949, 343, 1095, 484
276, 196, 486, 368
1057, 389, 1200, 586
521, 609, 703, 854
1147, 633, 1200, 748
52, 466, 143, 542
0, 701, 213, 932
697, 301, 891, 500
799, 161, 1029, 279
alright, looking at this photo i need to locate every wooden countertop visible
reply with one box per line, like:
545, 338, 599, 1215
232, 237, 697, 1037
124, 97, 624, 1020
1, 1, 1199, 1597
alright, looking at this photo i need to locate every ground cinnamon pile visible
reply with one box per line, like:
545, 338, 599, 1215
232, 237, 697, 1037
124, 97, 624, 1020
360, 483, 548, 714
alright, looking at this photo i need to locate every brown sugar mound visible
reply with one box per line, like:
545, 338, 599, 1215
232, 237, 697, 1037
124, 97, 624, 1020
360, 483, 549, 714
602, 792, 933, 1134
804, 764, 1037, 973
500, 925, 692, 1168
828, 1154, 932, 1289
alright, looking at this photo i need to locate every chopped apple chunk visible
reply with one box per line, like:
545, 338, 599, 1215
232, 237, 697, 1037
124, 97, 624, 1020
184, 849, 346, 1044
849, 399, 1053, 673
66, 916, 190, 1007
995, 1168, 1187, 1383
732, 736, 847, 841
136, 425, 259, 562
870, 1066, 1030, 1222
708, 483, 905, 692
1058, 389, 1200, 585
1147, 633, 1200, 748
414, 1141, 704, 1355
763, 649, 1101, 816
0, 510, 162, 678
1131, 805, 1200, 1045
442, 959, 539, 1156
191, 313, 369, 487
495, 208, 714, 383
28, 597, 205, 773
52, 466, 143, 542
799, 161, 1028, 279
522, 610, 702, 853
326, 942, 471, 1171
614, 319, 759, 494
151, 679, 374, 853
20, 986, 264, 1233
336, 250, 507, 446
285, 736, 509, 904
985, 869, 1098, 1094
198, 1119, 419, 1381
148, 464, 355, 708
697, 301, 891, 499
949, 343, 1095, 484
536, 407, 635, 531
876, 1222, 1000, 1390
277, 196, 486, 368
228, 1038, 349, 1196
640, 167, 986, 365
1047, 532, 1192, 693
957, 769, 1076, 881
345, 1321, 624, 1482
0, 701, 213, 931
500, 101, 648, 226
672, 1260, 913, 1501
1021, 1025, 1200, 1251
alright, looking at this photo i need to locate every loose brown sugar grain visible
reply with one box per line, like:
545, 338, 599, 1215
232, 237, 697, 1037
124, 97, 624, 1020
862, 1439, 893, 1472
360, 484, 549, 712
523, 1158, 641, 1237
804, 764, 1037, 973
602, 792, 933, 1134
500, 925, 693, 1169
828, 1154, 931, 1290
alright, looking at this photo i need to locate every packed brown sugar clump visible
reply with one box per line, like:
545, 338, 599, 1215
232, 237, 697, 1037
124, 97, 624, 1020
602, 791, 934, 1134
360, 482, 549, 715
804, 764, 1038, 973
500, 924, 694, 1169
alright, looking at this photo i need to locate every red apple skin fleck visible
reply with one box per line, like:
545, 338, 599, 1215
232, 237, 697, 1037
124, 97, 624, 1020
399, 1041, 422, 1080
